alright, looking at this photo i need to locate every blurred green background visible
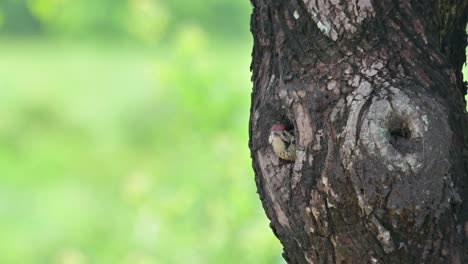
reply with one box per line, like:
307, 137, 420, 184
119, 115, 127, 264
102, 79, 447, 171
0, 0, 283, 263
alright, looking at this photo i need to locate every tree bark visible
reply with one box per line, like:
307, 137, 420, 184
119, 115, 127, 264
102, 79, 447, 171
248, 0, 468, 263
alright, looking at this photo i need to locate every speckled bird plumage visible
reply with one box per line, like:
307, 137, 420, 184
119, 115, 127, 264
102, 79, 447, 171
269, 126, 296, 161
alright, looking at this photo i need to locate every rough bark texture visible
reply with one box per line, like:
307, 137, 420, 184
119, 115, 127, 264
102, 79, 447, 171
249, 0, 468, 263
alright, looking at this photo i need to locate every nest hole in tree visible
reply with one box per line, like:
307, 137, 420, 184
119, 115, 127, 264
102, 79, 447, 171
387, 117, 415, 153
262, 102, 296, 144
265, 103, 295, 130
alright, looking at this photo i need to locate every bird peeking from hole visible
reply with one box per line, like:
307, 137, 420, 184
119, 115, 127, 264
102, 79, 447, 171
269, 124, 296, 161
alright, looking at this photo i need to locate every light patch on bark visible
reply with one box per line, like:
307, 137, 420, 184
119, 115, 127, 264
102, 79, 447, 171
304, 252, 314, 264
327, 80, 338, 90
320, 175, 338, 203
293, 103, 314, 147
355, 80, 372, 96
304, 206, 316, 235
292, 149, 307, 189
317, 19, 334, 37
308, 154, 314, 165
342, 93, 368, 165
371, 216, 395, 253
257, 151, 292, 229
253, 110, 261, 139
310, 190, 331, 235
356, 191, 373, 215
330, 97, 345, 122
361, 60, 384, 77
317, 131, 339, 208
421, 114, 429, 127
341, 80, 375, 214
267, 74, 276, 93
293, 10, 300, 19
302, 0, 374, 41
350, 75, 361, 87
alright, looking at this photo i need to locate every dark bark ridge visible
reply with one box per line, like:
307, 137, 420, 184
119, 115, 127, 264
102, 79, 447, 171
249, 0, 468, 263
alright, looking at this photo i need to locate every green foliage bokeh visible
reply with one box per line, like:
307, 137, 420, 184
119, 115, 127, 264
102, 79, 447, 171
0, 1, 283, 263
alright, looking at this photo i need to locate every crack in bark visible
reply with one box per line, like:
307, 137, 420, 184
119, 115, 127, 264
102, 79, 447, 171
355, 94, 373, 144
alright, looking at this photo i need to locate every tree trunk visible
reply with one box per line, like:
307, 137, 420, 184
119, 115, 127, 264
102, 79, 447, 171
248, 0, 468, 263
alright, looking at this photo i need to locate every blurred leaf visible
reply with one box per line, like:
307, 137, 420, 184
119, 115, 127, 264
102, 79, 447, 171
0, 37, 281, 263
126, 0, 170, 42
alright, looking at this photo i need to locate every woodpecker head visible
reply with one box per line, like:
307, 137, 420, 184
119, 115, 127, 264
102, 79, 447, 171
269, 124, 296, 161
269, 124, 286, 143
271, 124, 286, 132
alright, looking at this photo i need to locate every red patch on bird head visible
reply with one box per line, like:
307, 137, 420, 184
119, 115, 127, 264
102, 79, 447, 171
271, 124, 286, 132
